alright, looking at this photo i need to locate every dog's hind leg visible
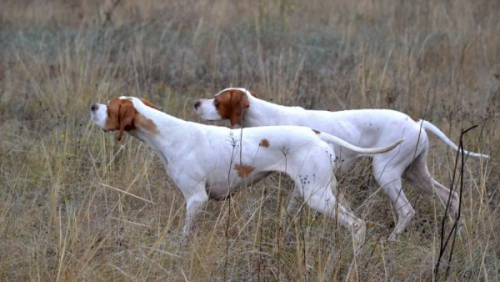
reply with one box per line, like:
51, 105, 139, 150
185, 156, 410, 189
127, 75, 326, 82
374, 164, 416, 241
299, 177, 366, 252
403, 152, 460, 218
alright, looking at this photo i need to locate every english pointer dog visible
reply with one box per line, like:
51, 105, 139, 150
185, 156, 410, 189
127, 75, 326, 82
91, 96, 403, 251
193, 88, 489, 240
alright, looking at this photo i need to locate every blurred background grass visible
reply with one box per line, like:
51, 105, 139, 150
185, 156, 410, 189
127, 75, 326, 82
0, 0, 498, 281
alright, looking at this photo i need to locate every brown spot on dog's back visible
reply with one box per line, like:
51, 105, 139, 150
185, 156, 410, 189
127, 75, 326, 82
312, 129, 321, 134
234, 164, 255, 178
411, 115, 420, 122
259, 139, 270, 147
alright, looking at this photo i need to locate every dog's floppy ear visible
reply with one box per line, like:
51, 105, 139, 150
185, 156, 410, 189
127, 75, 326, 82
117, 100, 136, 141
140, 98, 161, 110
229, 90, 249, 126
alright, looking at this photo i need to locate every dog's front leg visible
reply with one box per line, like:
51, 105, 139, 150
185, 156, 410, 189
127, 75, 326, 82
181, 183, 210, 238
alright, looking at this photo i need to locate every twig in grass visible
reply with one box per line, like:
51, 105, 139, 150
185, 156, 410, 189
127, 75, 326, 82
257, 187, 264, 282
109, 262, 135, 280
100, 183, 155, 204
223, 194, 231, 282
223, 131, 239, 282
434, 125, 477, 279
275, 148, 289, 280
300, 204, 307, 281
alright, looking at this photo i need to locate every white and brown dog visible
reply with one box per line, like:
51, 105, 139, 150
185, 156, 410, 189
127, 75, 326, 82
193, 88, 490, 241
91, 96, 403, 251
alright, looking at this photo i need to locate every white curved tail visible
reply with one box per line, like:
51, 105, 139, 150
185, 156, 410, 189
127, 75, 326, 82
420, 120, 489, 159
319, 133, 404, 155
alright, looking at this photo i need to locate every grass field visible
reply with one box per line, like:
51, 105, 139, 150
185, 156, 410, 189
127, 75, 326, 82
0, 0, 499, 281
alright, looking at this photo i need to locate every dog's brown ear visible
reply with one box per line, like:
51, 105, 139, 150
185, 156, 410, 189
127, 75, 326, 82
229, 90, 249, 126
140, 98, 161, 110
117, 100, 136, 141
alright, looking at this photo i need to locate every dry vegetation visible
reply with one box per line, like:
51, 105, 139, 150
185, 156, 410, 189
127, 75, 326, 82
0, 0, 499, 281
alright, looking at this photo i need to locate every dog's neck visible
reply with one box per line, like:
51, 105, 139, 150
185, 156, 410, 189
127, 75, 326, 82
128, 99, 188, 165
242, 95, 304, 127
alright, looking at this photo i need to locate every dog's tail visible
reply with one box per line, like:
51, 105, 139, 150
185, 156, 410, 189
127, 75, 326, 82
419, 120, 489, 159
318, 132, 404, 155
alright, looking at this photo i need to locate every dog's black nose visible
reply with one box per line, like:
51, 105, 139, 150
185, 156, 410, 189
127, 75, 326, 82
91, 104, 99, 112
193, 100, 201, 109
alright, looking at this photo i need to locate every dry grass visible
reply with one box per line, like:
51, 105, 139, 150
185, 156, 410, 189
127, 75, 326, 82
0, 0, 499, 281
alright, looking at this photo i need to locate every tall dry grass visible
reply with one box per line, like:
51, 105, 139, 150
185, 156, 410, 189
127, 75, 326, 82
0, 0, 498, 281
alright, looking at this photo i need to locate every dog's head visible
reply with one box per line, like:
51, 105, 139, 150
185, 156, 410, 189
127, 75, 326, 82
193, 88, 256, 126
91, 97, 160, 141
